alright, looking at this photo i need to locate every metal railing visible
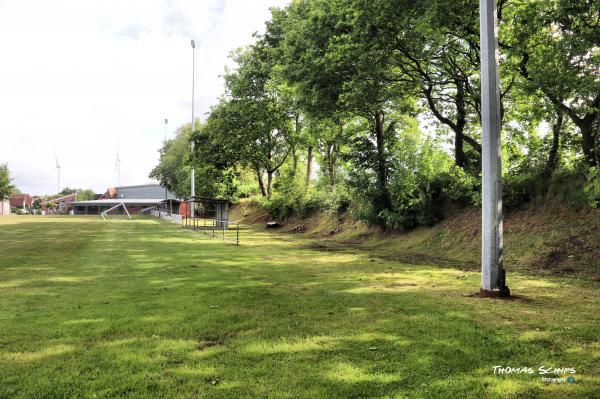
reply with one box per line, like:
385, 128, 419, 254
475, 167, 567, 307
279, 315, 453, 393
182, 217, 240, 245
150, 209, 183, 224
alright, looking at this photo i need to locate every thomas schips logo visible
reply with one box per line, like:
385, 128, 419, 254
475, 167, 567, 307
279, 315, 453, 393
492, 366, 577, 383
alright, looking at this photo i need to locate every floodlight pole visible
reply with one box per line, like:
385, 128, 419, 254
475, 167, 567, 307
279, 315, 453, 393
190, 39, 196, 222
480, 0, 509, 297
164, 118, 168, 142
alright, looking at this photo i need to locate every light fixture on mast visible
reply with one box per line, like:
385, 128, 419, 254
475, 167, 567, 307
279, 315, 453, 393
54, 150, 61, 194
115, 144, 121, 187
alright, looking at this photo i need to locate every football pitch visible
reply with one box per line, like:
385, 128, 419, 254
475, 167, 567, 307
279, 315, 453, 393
0, 216, 598, 398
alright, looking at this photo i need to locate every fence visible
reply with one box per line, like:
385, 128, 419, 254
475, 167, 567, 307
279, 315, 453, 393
150, 209, 182, 224
182, 216, 240, 245
148, 208, 239, 245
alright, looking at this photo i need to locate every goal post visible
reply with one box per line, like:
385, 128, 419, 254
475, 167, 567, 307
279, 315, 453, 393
101, 202, 132, 220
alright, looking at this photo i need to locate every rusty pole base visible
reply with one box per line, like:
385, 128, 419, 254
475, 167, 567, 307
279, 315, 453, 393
479, 287, 511, 298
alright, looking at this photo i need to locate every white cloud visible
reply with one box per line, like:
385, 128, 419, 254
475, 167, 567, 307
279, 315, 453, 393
0, 0, 289, 195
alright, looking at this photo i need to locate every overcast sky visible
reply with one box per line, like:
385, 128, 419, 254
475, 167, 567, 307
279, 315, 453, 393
0, 0, 290, 195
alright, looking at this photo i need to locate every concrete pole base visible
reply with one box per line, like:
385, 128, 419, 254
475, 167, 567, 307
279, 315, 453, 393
479, 287, 510, 298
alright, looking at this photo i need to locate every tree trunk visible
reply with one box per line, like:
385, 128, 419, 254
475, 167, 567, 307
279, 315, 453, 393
542, 108, 563, 179
374, 110, 390, 210
454, 133, 466, 168
423, 82, 479, 169
305, 145, 313, 189
291, 150, 298, 177
519, 54, 598, 167
325, 143, 335, 188
454, 79, 467, 168
291, 113, 301, 177
266, 171, 273, 198
255, 168, 267, 197
576, 116, 598, 167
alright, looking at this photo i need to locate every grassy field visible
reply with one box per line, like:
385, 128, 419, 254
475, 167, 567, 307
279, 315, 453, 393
0, 216, 599, 398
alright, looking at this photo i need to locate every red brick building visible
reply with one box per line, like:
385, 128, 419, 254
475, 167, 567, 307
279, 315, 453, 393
9, 194, 34, 208
40, 193, 78, 213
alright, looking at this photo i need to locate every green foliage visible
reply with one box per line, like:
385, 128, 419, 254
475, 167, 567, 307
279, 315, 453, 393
506, 0, 600, 166
261, 159, 313, 219
150, 122, 244, 202
502, 168, 597, 210
584, 166, 600, 208
150, 124, 194, 198
0, 163, 16, 200
148, 0, 599, 227
60, 188, 77, 195
50, 188, 95, 201
76, 189, 96, 201
234, 167, 262, 199
381, 165, 480, 230
502, 173, 541, 210
346, 119, 479, 229
261, 155, 351, 220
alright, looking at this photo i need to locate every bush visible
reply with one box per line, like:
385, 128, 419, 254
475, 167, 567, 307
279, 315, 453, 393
503, 174, 540, 210
502, 168, 595, 210
261, 185, 351, 221
584, 166, 600, 208
439, 166, 480, 206
382, 166, 480, 230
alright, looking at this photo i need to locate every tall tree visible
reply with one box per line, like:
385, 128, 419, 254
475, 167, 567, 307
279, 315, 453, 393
77, 189, 96, 201
0, 163, 15, 200
509, 0, 600, 166
150, 124, 193, 198
387, 0, 484, 171
283, 0, 414, 217
201, 38, 294, 198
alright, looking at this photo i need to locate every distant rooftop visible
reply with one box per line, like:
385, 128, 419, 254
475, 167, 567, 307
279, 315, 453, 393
115, 184, 163, 189
72, 199, 165, 206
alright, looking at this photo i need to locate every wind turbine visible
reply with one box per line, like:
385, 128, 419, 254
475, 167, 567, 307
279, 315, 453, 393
54, 150, 61, 194
115, 144, 121, 187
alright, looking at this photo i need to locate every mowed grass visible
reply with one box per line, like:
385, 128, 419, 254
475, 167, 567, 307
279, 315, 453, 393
0, 216, 598, 398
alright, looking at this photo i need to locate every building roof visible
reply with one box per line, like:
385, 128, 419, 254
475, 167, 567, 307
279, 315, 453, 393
102, 187, 118, 199
72, 199, 165, 206
160, 198, 183, 204
187, 196, 230, 203
40, 193, 77, 205
116, 183, 163, 189
9, 194, 34, 207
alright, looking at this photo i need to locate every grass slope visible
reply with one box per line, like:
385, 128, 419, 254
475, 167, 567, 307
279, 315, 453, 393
241, 201, 600, 278
0, 216, 599, 398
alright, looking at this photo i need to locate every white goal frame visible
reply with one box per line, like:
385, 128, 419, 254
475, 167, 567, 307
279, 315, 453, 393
101, 202, 132, 220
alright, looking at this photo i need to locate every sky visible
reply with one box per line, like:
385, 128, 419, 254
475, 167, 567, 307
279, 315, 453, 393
0, 0, 290, 195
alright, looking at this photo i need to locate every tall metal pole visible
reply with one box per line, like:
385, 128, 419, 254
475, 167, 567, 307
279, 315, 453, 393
480, 0, 509, 297
55, 150, 61, 194
115, 144, 121, 187
190, 39, 196, 222
164, 118, 168, 142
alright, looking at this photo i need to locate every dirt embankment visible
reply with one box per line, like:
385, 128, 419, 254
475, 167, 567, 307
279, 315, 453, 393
231, 199, 600, 279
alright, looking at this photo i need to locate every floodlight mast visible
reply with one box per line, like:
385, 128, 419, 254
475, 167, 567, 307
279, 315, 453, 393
55, 151, 61, 194
480, 0, 509, 297
190, 39, 196, 222
115, 144, 121, 187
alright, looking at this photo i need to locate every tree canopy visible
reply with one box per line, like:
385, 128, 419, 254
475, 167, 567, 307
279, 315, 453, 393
0, 163, 16, 201
151, 0, 600, 226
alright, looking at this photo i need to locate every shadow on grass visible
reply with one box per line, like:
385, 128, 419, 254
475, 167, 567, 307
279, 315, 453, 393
1, 217, 597, 398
